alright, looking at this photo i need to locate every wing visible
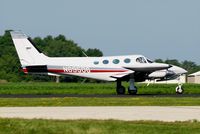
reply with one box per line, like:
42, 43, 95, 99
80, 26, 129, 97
111, 69, 134, 79
118, 63, 172, 82
123, 63, 171, 72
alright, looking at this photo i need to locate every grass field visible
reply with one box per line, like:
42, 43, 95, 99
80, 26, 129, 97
0, 83, 199, 134
0, 97, 200, 106
0, 82, 200, 106
0, 118, 199, 134
0, 82, 200, 95
0, 83, 199, 133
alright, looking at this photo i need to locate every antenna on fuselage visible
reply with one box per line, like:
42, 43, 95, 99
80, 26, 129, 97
82, 51, 88, 57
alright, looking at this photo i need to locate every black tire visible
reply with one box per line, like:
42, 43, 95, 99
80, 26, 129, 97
116, 86, 126, 95
128, 86, 137, 95
176, 86, 184, 94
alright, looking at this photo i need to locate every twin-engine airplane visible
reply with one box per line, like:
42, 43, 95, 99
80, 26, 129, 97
10, 31, 187, 95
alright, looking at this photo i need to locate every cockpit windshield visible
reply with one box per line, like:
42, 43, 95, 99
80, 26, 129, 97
136, 57, 147, 63
147, 59, 153, 63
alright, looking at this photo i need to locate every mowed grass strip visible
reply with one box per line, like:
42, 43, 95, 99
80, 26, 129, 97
0, 97, 200, 106
0, 82, 200, 95
0, 82, 114, 95
0, 118, 200, 134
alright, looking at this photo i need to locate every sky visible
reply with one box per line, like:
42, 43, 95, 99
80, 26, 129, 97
1, 0, 200, 64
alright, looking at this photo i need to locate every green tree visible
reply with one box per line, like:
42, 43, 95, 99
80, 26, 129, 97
181, 60, 199, 74
165, 59, 181, 67
86, 48, 103, 57
154, 59, 164, 63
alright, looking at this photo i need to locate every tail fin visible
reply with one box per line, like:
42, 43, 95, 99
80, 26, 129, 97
10, 31, 47, 66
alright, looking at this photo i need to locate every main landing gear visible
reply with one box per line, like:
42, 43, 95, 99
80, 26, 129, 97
116, 79, 126, 95
128, 78, 137, 95
116, 79, 138, 95
116, 74, 138, 95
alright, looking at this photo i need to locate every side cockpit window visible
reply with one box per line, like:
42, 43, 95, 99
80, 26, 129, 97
136, 57, 147, 63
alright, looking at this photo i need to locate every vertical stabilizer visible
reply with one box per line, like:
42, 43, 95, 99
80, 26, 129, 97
10, 31, 47, 66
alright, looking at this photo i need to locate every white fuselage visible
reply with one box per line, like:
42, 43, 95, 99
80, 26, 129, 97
11, 31, 187, 82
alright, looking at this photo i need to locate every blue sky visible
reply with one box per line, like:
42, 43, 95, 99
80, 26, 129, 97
1, 0, 200, 64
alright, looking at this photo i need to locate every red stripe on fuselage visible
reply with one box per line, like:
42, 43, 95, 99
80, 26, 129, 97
48, 69, 64, 73
47, 69, 127, 73
90, 70, 127, 73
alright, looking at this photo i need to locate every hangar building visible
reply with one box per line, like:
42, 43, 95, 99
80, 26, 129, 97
188, 71, 200, 84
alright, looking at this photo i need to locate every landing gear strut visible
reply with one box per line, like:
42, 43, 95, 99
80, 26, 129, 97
116, 79, 125, 95
128, 74, 137, 95
116, 74, 138, 95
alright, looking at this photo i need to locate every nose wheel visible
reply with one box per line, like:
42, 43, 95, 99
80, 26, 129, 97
176, 84, 184, 94
176, 76, 184, 94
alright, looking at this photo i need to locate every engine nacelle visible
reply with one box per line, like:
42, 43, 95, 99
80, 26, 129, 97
148, 70, 167, 78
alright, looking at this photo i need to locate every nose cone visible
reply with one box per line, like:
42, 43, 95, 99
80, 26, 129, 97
168, 65, 187, 75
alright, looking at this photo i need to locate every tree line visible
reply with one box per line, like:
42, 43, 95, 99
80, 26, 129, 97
0, 30, 199, 82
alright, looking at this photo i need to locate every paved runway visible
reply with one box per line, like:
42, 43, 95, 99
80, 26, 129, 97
0, 94, 200, 98
0, 106, 200, 122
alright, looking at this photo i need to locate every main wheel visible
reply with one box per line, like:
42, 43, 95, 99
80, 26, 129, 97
116, 86, 126, 95
176, 86, 184, 94
128, 86, 137, 95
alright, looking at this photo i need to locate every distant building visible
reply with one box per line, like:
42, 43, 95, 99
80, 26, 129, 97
188, 71, 200, 84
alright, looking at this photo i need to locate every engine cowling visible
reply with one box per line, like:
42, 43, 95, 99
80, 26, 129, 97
148, 71, 167, 78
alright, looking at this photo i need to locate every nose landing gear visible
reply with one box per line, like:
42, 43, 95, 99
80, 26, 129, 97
175, 76, 184, 94
176, 84, 184, 94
